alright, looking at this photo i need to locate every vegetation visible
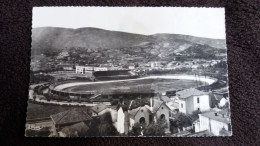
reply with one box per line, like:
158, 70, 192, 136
144, 119, 168, 136
30, 71, 54, 84
86, 112, 118, 136
129, 119, 168, 136
129, 123, 144, 136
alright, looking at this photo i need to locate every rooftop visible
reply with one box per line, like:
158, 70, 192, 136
177, 88, 208, 99
50, 108, 92, 125
200, 110, 230, 124
91, 103, 108, 114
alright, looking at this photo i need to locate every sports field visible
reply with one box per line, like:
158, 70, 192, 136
58, 78, 206, 94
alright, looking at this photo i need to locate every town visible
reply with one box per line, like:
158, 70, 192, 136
26, 43, 231, 137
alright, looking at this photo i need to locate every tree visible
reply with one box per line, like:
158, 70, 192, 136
144, 119, 168, 136
87, 112, 118, 136
110, 99, 118, 106
129, 123, 143, 136
98, 112, 118, 136
176, 113, 192, 131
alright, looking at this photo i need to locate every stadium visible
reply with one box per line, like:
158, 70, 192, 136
47, 70, 217, 103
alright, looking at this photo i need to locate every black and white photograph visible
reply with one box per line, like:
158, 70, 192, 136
26, 7, 232, 137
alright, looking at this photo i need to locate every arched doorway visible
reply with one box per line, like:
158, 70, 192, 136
160, 114, 165, 120
139, 117, 145, 124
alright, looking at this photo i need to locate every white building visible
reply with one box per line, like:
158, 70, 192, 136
194, 110, 232, 136
76, 65, 108, 74
76, 66, 94, 74
177, 88, 211, 115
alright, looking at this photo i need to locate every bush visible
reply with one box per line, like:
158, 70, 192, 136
144, 119, 168, 136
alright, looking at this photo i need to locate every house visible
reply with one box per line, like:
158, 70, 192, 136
194, 109, 231, 136
127, 98, 171, 133
50, 108, 92, 136
151, 100, 171, 133
177, 88, 211, 115
128, 105, 152, 130
91, 103, 117, 122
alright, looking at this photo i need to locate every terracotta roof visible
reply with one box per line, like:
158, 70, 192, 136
200, 110, 230, 124
128, 106, 151, 118
50, 109, 92, 125
91, 103, 108, 114
152, 100, 164, 112
128, 107, 141, 117
152, 99, 171, 112
177, 88, 208, 99
212, 94, 224, 101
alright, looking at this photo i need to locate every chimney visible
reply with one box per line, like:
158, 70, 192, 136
215, 113, 218, 116
150, 97, 153, 112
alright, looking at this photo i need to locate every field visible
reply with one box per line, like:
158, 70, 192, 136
26, 102, 90, 119
62, 78, 205, 94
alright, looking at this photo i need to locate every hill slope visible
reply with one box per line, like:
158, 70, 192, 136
31, 27, 226, 56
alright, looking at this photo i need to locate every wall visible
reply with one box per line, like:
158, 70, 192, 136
179, 99, 187, 114
155, 103, 170, 131
134, 106, 151, 127
210, 119, 228, 136
193, 95, 210, 113
186, 97, 194, 115
198, 114, 229, 136
110, 109, 118, 123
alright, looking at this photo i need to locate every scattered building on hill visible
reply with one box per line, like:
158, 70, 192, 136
177, 88, 211, 115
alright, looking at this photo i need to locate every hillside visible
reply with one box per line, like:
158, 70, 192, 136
31, 27, 226, 56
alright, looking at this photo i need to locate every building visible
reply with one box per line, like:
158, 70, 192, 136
128, 99, 171, 133
91, 103, 118, 123
194, 110, 231, 136
50, 108, 92, 136
177, 88, 211, 115
76, 66, 94, 74
151, 100, 171, 132
128, 105, 152, 130
75, 65, 108, 74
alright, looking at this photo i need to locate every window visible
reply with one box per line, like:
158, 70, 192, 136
181, 104, 183, 108
198, 108, 200, 111
197, 97, 200, 103
141, 109, 143, 112
161, 107, 164, 110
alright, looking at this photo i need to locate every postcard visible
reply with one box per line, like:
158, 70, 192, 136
26, 7, 231, 137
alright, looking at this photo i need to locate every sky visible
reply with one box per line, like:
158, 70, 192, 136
32, 7, 226, 39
